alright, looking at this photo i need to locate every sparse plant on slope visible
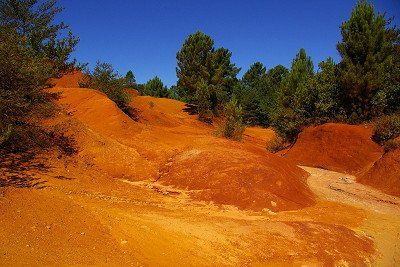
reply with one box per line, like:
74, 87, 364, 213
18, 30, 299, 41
372, 114, 400, 150
80, 61, 131, 113
218, 98, 245, 141
266, 135, 285, 153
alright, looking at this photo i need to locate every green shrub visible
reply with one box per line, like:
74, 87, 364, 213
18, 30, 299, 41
142, 76, 169, 97
0, 27, 55, 149
80, 62, 131, 112
266, 135, 285, 153
0, 0, 79, 74
373, 114, 400, 143
219, 98, 245, 141
382, 139, 400, 153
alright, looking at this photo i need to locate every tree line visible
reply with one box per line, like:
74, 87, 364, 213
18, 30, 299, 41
1, 0, 399, 153
171, 0, 400, 143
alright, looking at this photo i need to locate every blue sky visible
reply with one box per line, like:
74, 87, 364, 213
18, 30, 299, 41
58, 0, 400, 87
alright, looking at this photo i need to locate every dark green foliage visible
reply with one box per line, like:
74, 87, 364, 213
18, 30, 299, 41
176, 31, 239, 119
80, 62, 131, 111
372, 114, 400, 144
0, 27, 54, 147
0, 26, 77, 154
125, 70, 136, 88
0, 0, 78, 154
266, 135, 285, 153
219, 98, 245, 141
168, 85, 187, 101
0, 0, 79, 74
337, 0, 400, 119
271, 48, 315, 141
142, 76, 169, 98
280, 48, 315, 117
267, 65, 289, 88
195, 80, 213, 122
314, 57, 343, 121
242, 62, 266, 88
234, 62, 277, 126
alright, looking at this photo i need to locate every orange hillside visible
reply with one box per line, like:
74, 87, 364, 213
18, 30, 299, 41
284, 123, 384, 175
359, 140, 400, 197
48, 72, 315, 212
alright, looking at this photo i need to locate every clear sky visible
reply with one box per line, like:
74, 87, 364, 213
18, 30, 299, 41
58, 0, 400, 87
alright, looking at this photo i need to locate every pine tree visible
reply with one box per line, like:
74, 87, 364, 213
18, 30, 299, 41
242, 62, 266, 89
125, 70, 136, 87
0, 0, 79, 73
314, 57, 342, 120
176, 31, 239, 118
337, 0, 399, 119
272, 49, 315, 141
143, 76, 169, 98
281, 48, 315, 117
239, 62, 268, 125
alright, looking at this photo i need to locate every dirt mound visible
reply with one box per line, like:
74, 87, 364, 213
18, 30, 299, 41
50, 70, 85, 88
131, 96, 204, 128
243, 127, 275, 149
45, 83, 315, 211
2, 73, 394, 265
48, 87, 157, 180
359, 145, 400, 197
285, 123, 383, 175
160, 140, 314, 211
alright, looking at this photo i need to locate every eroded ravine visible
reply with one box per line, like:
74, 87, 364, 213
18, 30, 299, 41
303, 166, 400, 266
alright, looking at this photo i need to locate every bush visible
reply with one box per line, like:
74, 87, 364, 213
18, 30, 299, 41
80, 62, 131, 112
266, 135, 285, 153
383, 139, 400, 153
218, 98, 245, 141
0, 0, 79, 74
142, 76, 169, 97
372, 114, 400, 143
0, 27, 55, 148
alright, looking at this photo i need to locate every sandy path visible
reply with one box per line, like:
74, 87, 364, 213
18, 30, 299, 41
303, 166, 400, 266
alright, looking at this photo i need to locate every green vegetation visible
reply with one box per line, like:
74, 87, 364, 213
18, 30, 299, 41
171, 0, 399, 144
1, 0, 399, 148
141, 76, 169, 98
218, 98, 245, 141
0, 0, 78, 152
337, 0, 400, 120
176, 31, 240, 120
125, 70, 136, 88
373, 114, 400, 148
80, 61, 131, 112
0, 0, 79, 74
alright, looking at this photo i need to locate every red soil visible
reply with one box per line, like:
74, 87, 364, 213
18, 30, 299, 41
46, 74, 315, 212
285, 123, 384, 175
49, 70, 85, 88
1, 72, 388, 265
359, 143, 400, 197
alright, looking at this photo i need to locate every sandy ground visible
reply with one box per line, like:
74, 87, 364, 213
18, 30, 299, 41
0, 75, 398, 265
303, 167, 400, 266
1, 161, 399, 265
